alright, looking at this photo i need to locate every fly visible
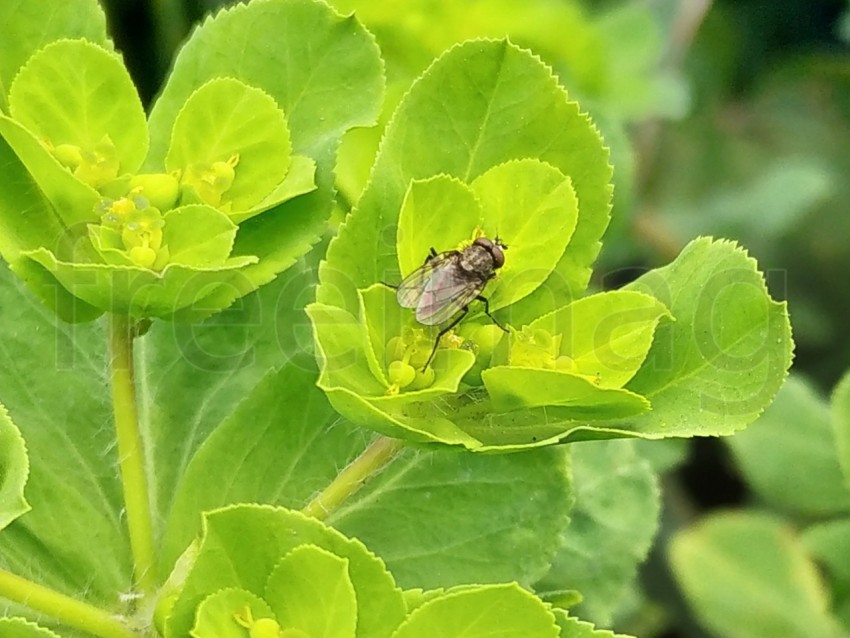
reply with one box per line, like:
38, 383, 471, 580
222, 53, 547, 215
394, 236, 509, 369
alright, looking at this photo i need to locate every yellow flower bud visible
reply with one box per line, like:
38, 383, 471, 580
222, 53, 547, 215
130, 173, 180, 211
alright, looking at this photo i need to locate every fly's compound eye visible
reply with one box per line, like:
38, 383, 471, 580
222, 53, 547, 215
473, 237, 494, 250
490, 244, 506, 269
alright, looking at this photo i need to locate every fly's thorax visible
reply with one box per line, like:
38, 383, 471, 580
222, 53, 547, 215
459, 244, 497, 278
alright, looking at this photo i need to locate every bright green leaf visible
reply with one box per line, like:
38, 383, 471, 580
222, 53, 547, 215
192, 588, 276, 638
623, 237, 793, 437
0, 125, 100, 322
9, 39, 147, 175
165, 505, 405, 638
162, 204, 240, 267
528, 291, 672, 388
308, 302, 389, 397
358, 283, 477, 397
728, 375, 850, 516
22, 247, 256, 318
0, 0, 108, 111
390, 583, 559, 638
265, 545, 358, 638
146, 0, 383, 311
470, 159, 578, 313
0, 403, 30, 530
535, 440, 659, 626
0, 114, 100, 230
670, 512, 844, 638
482, 366, 650, 418
0, 618, 62, 638
232, 154, 317, 224
166, 78, 292, 212
146, 0, 383, 166
396, 175, 483, 278
552, 609, 634, 638
319, 39, 611, 323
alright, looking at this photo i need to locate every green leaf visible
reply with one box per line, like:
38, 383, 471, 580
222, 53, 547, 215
0, 263, 130, 605
307, 302, 389, 398
0, 403, 29, 531
0, 114, 100, 230
396, 175, 483, 277
358, 283, 477, 397
265, 545, 357, 638
143, 248, 325, 559
802, 518, 850, 628
160, 354, 571, 592
165, 505, 405, 638
623, 237, 793, 437
330, 446, 571, 590
670, 512, 844, 638
319, 39, 612, 323
9, 39, 147, 174
0, 0, 109, 111
0, 126, 100, 322
146, 0, 383, 309
727, 375, 850, 516
162, 204, 240, 267
0, 618, 62, 638
833, 369, 850, 487
308, 300, 480, 447
527, 291, 672, 388
235, 154, 317, 224
470, 159, 578, 313
395, 159, 580, 316
534, 440, 659, 626
146, 0, 383, 167
389, 583, 559, 638
159, 357, 363, 570
165, 77, 292, 212
192, 589, 276, 638
482, 366, 650, 417
552, 609, 634, 638
22, 247, 256, 319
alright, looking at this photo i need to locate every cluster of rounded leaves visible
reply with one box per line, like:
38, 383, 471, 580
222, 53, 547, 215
308, 39, 677, 452
150, 504, 589, 638
0, 38, 316, 322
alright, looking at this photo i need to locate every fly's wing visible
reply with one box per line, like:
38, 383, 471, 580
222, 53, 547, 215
396, 252, 456, 309
415, 263, 485, 326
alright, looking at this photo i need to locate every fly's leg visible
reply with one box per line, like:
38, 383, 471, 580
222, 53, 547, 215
476, 295, 508, 332
379, 281, 398, 290
423, 306, 468, 370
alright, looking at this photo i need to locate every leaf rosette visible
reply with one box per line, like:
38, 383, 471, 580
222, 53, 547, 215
156, 505, 567, 638
309, 39, 793, 451
0, 37, 317, 321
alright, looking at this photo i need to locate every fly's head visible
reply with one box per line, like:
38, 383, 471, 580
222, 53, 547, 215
464, 236, 507, 276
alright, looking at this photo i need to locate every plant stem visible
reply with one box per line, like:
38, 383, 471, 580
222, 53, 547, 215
302, 436, 405, 520
109, 314, 156, 592
0, 567, 137, 638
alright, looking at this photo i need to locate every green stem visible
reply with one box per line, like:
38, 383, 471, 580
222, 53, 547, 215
0, 567, 137, 638
302, 436, 405, 520
109, 314, 156, 592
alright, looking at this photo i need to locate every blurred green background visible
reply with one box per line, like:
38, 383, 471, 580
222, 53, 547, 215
102, 1, 850, 637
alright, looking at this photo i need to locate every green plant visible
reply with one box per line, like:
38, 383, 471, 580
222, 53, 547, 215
0, 1, 793, 637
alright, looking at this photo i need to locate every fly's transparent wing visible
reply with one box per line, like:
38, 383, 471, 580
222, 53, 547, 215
415, 264, 485, 326
396, 252, 456, 309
